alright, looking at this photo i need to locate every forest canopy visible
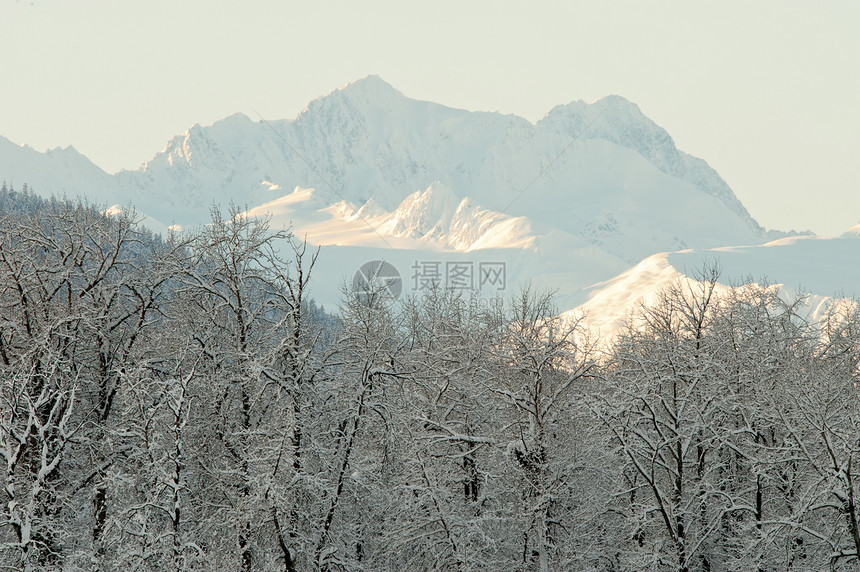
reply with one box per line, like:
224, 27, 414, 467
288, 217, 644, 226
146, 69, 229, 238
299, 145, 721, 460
2, 188, 860, 571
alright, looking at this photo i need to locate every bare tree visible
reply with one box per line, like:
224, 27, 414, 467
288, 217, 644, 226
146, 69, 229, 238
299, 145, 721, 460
595, 269, 747, 572
483, 288, 598, 572
0, 200, 171, 570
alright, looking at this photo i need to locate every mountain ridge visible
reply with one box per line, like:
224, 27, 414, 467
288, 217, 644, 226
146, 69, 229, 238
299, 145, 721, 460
3, 76, 839, 316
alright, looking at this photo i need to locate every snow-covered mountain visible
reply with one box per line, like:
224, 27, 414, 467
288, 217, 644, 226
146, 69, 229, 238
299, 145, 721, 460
1, 78, 771, 240
103, 76, 775, 262
574, 234, 860, 339
4, 75, 852, 317
0, 136, 119, 206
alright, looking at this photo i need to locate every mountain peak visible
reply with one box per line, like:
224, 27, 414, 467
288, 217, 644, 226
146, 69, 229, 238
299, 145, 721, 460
295, 75, 409, 129
594, 94, 640, 110
213, 112, 253, 127
329, 75, 408, 111
539, 94, 650, 135
46, 144, 83, 157
841, 222, 860, 239
338, 75, 402, 97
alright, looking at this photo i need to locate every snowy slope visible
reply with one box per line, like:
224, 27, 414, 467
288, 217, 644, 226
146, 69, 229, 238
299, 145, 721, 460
841, 222, 860, 239
294, 236, 631, 315
0, 136, 120, 205
242, 182, 631, 311
574, 235, 860, 338
538, 96, 755, 227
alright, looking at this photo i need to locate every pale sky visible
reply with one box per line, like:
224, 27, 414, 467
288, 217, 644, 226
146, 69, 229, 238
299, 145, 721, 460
2, 0, 858, 236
